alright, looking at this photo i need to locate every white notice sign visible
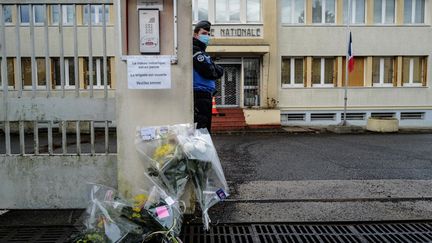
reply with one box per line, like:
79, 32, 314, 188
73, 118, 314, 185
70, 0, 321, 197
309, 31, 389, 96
127, 56, 171, 89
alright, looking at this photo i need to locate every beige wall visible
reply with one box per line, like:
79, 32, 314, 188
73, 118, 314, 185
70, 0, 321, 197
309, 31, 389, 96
263, 0, 279, 108
116, 0, 193, 196
279, 27, 432, 56
277, 0, 432, 112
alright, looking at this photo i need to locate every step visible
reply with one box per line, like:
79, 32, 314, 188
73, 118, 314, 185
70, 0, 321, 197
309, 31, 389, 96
213, 114, 246, 119
212, 126, 247, 131
212, 117, 246, 122
212, 124, 246, 129
212, 127, 246, 131
216, 108, 244, 114
212, 120, 246, 127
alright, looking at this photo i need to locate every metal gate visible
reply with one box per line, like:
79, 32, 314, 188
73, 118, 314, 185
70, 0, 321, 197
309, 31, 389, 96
216, 64, 241, 107
0, 1, 117, 209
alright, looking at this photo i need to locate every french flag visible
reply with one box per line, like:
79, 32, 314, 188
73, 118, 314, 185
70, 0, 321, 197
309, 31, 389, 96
348, 32, 354, 72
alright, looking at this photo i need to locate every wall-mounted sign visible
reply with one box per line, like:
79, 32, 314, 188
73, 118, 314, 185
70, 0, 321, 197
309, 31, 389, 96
137, 0, 164, 10
127, 56, 171, 89
193, 25, 263, 38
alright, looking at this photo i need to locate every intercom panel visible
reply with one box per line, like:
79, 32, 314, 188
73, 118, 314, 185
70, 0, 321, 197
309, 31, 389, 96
139, 10, 160, 54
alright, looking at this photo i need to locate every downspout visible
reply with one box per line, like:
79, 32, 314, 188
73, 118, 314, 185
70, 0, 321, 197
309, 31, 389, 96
172, 0, 178, 64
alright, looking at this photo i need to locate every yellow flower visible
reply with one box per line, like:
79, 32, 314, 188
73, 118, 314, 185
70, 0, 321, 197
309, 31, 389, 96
132, 194, 148, 213
152, 143, 175, 165
97, 217, 104, 229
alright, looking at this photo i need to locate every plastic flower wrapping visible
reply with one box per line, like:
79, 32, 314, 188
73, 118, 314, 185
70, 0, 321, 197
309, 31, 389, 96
74, 123, 229, 242
136, 124, 229, 231
71, 184, 144, 243
135, 124, 194, 198
177, 128, 230, 230
72, 183, 184, 243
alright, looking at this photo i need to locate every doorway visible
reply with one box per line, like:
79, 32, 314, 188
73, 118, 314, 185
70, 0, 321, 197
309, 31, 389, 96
216, 64, 241, 107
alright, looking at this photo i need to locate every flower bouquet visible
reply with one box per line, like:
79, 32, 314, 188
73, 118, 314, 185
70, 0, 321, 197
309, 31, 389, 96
120, 183, 183, 243
177, 128, 230, 231
71, 184, 144, 243
135, 124, 194, 198
73, 183, 184, 243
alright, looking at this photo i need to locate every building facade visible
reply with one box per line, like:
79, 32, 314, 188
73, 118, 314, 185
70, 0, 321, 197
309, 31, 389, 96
193, 0, 432, 127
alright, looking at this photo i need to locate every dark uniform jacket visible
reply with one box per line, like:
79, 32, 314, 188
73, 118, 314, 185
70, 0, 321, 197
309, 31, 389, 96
192, 38, 224, 94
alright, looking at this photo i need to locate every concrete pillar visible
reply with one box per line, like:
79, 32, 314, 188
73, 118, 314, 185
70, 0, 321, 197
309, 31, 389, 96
115, 0, 193, 196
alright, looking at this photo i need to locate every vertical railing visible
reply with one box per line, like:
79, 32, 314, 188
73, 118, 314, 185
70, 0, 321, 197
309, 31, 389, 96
88, 3, 94, 98
1, 120, 114, 155
29, 4, 37, 97
0, 2, 115, 156
59, 4, 65, 98
44, 4, 51, 97
74, 3, 79, 97
1, 4, 11, 155
103, 4, 108, 98
15, 5, 23, 97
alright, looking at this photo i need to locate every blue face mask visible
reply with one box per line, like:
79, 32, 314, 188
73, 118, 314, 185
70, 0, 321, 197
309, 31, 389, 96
198, 34, 210, 46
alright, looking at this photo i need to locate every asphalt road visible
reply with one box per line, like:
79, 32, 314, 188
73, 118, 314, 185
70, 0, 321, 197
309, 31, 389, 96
212, 133, 432, 182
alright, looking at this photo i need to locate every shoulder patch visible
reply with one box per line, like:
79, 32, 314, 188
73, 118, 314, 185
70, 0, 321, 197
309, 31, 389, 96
197, 55, 205, 62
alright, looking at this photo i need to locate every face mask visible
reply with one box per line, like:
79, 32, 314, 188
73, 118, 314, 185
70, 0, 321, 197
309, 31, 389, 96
198, 34, 210, 46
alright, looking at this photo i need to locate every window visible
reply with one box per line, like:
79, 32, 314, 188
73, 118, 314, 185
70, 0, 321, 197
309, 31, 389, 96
83, 5, 110, 25
216, 0, 240, 23
3, 5, 13, 24
19, 5, 45, 25
402, 57, 426, 86
84, 57, 111, 89
33, 5, 45, 24
20, 5, 30, 24
312, 0, 336, 24
52, 58, 76, 88
194, 0, 261, 23
52, 5, 75, 25
404, 0, 425, 24
312, 58, 335, 87
372, 57, 394, 86
192, 0, 208, 22
374, 0, 395, 24
244, 58, 260, 106
281, 0, 305, 24
0, 58, 15, 89
247, 0, 261, 22
343, 0, 365, 24
281, 57, 304, 87
21, 57, 46, 88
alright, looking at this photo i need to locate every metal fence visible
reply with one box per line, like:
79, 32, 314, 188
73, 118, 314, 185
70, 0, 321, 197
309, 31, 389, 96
0, 0, 117, 209
0, 1, 116, 156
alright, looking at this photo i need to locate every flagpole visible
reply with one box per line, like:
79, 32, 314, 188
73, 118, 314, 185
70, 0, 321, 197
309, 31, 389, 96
343, 0, 352, 126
